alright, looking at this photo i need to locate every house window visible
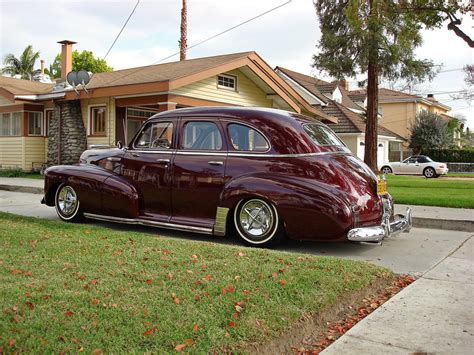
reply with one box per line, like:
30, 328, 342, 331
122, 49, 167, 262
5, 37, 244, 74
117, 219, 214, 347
28, 112, 43, 136
45, 110, 53, 137
217, 74, 237, 91
0, 112, 21, 136
90, 106, 107, 136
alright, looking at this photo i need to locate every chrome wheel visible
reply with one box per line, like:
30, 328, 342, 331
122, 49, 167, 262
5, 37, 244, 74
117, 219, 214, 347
381, 166, 392, 174
234, 199, 281, 245
55, 184, 80, 220
424, 167, 435, 178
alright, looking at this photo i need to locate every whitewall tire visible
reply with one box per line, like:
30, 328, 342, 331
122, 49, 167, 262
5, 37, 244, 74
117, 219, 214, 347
55, 184, 83, 222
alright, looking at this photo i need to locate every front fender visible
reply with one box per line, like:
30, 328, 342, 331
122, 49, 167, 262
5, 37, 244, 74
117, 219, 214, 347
44, 164, 140, 218
218, 173, 353, 241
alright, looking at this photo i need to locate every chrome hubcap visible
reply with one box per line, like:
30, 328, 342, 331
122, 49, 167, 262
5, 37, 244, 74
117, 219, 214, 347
57, 186, 78, 216
239, 199, 273, 238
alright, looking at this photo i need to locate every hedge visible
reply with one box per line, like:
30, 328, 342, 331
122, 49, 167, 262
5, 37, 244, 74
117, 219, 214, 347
423, 149, 474, 163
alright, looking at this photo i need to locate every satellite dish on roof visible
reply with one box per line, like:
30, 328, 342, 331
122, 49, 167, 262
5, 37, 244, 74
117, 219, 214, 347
66, 71, 78, 86
77, 70, 90, 86
66, 70, 91, 96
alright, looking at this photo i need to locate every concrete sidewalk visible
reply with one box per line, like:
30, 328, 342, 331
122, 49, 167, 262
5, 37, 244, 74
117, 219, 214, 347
0, 177, 43, 194
323, 235, 474, 354
395, 204, 474, 232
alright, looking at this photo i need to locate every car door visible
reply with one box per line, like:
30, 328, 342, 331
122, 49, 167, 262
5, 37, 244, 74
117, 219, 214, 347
399, 157, 417, 174
171, 118, 227, 228
120, 119, 176, 221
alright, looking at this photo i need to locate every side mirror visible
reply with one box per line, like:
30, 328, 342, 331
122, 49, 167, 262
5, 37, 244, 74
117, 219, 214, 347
116, 141, 124, 149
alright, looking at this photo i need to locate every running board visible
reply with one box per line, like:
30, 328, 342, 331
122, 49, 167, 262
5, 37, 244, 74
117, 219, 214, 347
83, 213, 213, 235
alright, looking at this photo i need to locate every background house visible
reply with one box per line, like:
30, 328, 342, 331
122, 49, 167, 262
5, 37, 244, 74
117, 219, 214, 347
0, 41, 336, 171
275, 67, 403, 167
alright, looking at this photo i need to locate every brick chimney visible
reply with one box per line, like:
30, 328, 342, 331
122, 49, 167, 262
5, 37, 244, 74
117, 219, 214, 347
40, 59, 45, 74
57, 40, 76, 80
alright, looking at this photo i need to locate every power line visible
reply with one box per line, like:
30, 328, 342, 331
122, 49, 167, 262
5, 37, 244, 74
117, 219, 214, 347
94, 0, 293, 88
103, 0, 141, 60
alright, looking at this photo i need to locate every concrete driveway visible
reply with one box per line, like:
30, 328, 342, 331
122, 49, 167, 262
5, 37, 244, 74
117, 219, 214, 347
0, 189, 471, 275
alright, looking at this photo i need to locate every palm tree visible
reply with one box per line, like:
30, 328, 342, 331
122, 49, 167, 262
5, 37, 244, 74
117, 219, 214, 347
1, 45, 40, 80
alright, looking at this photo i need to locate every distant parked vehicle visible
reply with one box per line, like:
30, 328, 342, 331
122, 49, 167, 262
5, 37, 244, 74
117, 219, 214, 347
380, 155, 448, 178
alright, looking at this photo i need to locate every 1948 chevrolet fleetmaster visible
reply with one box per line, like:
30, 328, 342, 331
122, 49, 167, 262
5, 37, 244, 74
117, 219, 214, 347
42, 107, 412, 246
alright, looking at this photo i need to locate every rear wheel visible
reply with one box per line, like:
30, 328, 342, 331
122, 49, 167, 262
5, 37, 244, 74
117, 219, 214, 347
381, 166, 392, 174
55, 184, 83, 222
233, 198, 284, 247
423, 167, 436, 179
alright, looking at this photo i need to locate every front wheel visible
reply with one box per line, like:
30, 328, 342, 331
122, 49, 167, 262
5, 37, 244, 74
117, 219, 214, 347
233, 198, 284, 247
423, 167, 436, 179
55, 184, 83, 222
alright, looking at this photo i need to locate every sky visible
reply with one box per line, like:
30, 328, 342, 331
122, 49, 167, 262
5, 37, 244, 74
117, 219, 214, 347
1, 0, 473, 127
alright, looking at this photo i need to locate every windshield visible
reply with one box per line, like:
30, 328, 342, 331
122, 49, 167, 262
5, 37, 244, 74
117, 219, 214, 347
303, 124, 345, 147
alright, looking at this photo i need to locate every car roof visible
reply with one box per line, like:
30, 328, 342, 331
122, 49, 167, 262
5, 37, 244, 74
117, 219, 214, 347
148, 107, 327, 155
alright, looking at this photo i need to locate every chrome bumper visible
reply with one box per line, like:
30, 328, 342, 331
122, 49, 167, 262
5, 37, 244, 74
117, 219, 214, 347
347, 198, 412, 243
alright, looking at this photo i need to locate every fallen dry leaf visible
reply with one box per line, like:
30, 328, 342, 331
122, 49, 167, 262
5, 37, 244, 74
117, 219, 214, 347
184, 338, 193, 345
143, 327, 156, 336
92, 349, 103, 355
193, 324, 199, 332
167, 272, 173, 280
228, 321, 236, 327
279, 279, 287, 286
9, 339, 16, 347
90, 279, 97, 285
146, 279, 153, 285
25, 301, 34, 309
175, 344, 186, 352
91, 298, 101, 305
64, 311, 73, 317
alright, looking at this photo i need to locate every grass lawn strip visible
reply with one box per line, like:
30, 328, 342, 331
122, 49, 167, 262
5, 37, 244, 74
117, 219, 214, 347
0, 212, 391, 353
386, 175, 474, 209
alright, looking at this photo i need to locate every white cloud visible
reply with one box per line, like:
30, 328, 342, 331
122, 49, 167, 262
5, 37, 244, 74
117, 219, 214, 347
0, 0, 472, 126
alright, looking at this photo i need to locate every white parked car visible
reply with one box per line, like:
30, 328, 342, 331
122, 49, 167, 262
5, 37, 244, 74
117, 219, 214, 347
380, 155, 448, 178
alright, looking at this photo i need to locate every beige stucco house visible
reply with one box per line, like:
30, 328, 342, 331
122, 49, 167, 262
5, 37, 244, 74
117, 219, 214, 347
0, 41, 336, 171
347, 88, 451, 142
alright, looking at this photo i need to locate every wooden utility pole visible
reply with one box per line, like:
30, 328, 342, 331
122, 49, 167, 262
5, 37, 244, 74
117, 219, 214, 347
364, 0, 378, 172
179, 0, 187, 61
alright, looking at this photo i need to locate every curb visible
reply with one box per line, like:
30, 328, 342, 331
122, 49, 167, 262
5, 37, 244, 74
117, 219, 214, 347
0, 184, 43, 195
412, 217, 474, 233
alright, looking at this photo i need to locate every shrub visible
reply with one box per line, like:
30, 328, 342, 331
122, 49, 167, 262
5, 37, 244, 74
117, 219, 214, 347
409, 111, 452, 154
0, 168, 24, 177
423, 149, 474, 163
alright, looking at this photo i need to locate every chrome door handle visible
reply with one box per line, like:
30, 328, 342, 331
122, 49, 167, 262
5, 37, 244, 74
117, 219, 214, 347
107, 157, 121, 162
156, 158, 170, 165
131, 153, 140, 157
208, 161, 223, 166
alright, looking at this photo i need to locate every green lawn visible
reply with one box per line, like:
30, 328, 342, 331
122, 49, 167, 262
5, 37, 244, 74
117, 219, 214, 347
0, 213, 390, 353
446, 172, 474, 178
0, 169, 43, 179
387, 175, 474, 208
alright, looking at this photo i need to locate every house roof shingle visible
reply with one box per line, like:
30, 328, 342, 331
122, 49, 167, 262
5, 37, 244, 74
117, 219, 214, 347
323, 101, 403, 139
0, 76, 54, 95
88, 52, 254, 89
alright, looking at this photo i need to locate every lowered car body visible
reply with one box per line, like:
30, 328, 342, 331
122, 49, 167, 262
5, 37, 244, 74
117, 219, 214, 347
42, 107, 412, 246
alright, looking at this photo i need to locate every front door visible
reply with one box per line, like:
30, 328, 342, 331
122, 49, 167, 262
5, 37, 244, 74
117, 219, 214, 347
171, 119, 227, 227
120, 120, 175, 220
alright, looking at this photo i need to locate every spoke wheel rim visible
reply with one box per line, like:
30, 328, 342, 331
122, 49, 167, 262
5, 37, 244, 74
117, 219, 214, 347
238, 199, 274, 240
382, 167, 391, 174
57, 185, 78, 218
425, 169, 434, 177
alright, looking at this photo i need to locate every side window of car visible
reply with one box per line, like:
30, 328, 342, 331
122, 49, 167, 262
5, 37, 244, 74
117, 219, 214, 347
406, 158, 416, 164
418, 157, 428, 163
183, 121, 222, 150
228, 123, 269, 151
134, 121, 173, 149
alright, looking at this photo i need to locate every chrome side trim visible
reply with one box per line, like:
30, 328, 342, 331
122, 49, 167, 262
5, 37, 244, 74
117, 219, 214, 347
213, 207, 229, 236
126, 150, 349, 158
83, 213, 213, 235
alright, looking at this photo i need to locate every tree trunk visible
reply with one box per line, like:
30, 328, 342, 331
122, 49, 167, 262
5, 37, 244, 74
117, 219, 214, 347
364, 0, 379, 173
364, 61, 378, 172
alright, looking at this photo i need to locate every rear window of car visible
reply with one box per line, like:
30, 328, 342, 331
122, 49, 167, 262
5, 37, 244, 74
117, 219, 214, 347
228, 123, 269, 151
303, 124, 345, 146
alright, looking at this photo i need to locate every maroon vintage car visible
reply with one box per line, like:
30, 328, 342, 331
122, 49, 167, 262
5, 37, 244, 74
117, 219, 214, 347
42, 107, 412, 246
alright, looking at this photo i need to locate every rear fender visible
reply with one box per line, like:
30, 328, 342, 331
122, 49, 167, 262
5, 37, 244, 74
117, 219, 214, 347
218, 174, 353, 241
